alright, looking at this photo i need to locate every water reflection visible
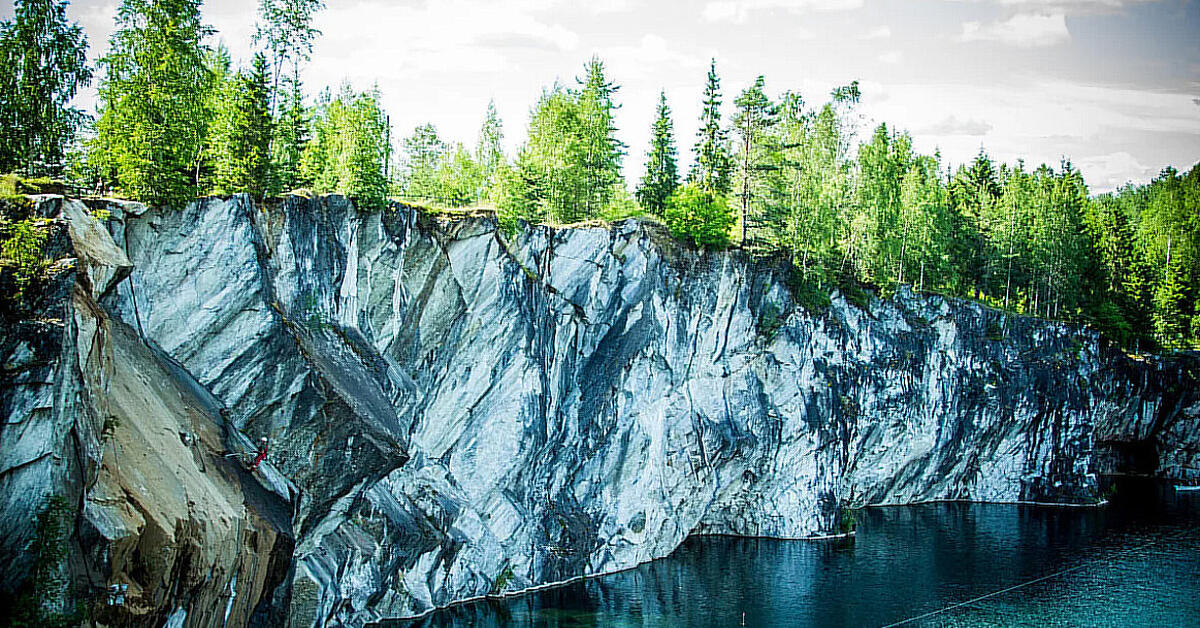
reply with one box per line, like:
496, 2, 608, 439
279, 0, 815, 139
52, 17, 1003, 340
392, 485, 1200, 627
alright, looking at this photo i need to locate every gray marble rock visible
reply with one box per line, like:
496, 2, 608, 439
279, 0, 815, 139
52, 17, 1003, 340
1, 194, 1195, 627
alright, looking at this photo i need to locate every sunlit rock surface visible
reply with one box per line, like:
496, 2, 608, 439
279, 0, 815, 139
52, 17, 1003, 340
1, 194, 1196, 626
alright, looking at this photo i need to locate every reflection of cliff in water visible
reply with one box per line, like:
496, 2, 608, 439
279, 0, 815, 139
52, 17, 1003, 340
397, 488, 1200, 628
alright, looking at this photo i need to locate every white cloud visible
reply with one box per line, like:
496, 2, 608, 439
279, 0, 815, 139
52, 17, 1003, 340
701, 0, 863, 23
39, 0, 1192, 194
949, 0, 1159, 15
996, 0, 1158, 15
920, 115, 993, 136
861, 80, 1200, 191
960, 13, 1070, 47
861, 26, 891, 39
877, 50, 902, 65
600, 34, 704, 81
587, 0, 633, 13
1076, 151, 1156, 190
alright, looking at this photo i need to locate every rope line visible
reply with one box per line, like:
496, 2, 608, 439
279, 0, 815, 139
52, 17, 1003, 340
878, 529, 1185, 628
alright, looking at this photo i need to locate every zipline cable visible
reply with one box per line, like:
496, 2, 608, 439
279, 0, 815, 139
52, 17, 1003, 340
878, 528, 1188, 628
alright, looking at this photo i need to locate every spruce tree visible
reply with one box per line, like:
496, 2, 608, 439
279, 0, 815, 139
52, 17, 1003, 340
636, 90, 678, 217
206, 54, 272, 196
269, 68, 309, 194
0, 0, 91, 176
576, 56, 624, 218
689, 58, 732, 196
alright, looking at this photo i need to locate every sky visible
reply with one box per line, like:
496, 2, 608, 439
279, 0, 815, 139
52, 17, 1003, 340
7, 0, 1200, 193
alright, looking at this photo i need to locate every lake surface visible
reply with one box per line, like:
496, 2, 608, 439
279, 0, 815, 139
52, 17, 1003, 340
393, 482, 1200, 627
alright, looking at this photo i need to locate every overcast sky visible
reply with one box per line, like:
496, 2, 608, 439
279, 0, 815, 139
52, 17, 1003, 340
8, 0, 1200, 192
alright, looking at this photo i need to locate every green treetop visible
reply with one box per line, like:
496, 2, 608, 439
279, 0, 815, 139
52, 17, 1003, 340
475, 100, 505, 200
205, 53, 272, 197
300, 84, 390, 209
576, 56, 625, 217
731, 75, 778, 246
93, 0, 212, 207
401, 123, 447, 200
0, 0, 91, 177
636, 90, 679, 217
689, 58, 732, 196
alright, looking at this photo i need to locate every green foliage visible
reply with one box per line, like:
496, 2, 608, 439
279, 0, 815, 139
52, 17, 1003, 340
1, 173, 66, 196
757, 300, 784, 340
838, 507, 857, 535
689, 58, 732, 196
397, 103, 507, 208
205, 53, 272, 196
838, 276, 871, 311
474, 99, 505, 201
255, 0, 324, 114
636, 90, 678, 217
500, 58, 624, 224
255, 0, 324, 196
0, 0, 92, 177
269, 69, 310, 194
491, 564, 515, 595
400, 123, 447, 200
93, 0, 212, 207
788, 268, 832, 313
663, 183, 733, 249
9, 496, 83, 628
431, 143, 479, 207
0, 207, 49, 307
300, 85, 390, 209
731, 75, 778, 247
575, 56, 625, 217
599, 184, 644, 222
494, 162, 532, 234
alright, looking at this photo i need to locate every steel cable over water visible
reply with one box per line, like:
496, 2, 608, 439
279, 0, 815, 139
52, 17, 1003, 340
878, 528, 1190, 628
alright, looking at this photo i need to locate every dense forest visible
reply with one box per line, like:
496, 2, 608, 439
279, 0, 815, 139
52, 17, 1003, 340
0, 0, 1196, 351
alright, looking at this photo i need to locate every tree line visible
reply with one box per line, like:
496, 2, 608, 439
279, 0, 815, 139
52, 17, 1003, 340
0, 0, 1195, 349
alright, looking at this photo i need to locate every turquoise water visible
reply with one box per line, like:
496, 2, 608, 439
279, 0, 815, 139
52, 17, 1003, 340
395, 484, 1200, 627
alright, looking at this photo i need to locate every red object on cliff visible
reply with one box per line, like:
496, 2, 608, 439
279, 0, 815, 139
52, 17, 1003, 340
251, 438, 268, 471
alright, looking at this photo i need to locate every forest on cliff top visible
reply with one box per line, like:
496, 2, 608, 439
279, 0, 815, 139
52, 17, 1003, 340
0, 0, 1197, 351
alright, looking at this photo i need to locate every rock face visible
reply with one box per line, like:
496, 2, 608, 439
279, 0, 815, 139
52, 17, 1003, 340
2, 194, 1197, 626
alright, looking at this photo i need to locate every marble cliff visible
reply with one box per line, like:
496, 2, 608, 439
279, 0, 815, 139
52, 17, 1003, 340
1, 194, 1196, 626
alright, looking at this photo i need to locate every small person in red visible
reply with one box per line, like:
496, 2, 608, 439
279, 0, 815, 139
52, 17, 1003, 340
250, 437, 268, 471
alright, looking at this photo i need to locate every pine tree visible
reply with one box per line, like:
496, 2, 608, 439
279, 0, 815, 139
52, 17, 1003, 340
690, 58, 732, 195
93, 0, 212, 207
576, 56, 624, 218
949, 150, 1001, 297
0, 0, 91, 176
636, 90, 678, 217
731, 75, 777, 247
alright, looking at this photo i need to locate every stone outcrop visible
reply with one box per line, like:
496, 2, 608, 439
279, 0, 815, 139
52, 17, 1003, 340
1, 194, 1196, 626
